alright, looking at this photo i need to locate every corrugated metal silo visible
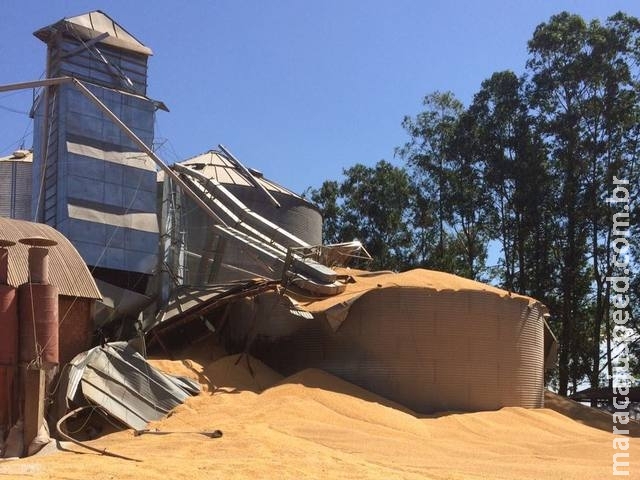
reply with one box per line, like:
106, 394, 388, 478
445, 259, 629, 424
167, 150, 322, 285
245, 269, 547, 413
0, 150, 32, 221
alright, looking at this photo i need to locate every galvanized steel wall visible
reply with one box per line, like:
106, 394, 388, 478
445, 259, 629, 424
0, 160, 32, 220
250, 288, 545, 413
179, 187, 322, 285
225, 184, 322, 246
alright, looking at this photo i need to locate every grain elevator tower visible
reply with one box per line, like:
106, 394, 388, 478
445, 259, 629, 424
31, 11, 160, 290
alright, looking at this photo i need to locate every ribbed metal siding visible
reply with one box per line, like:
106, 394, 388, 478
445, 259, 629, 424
0, 161, 32, 220
226, 185, 322, 246
0, 163, 11, 217
56, 38, 149, 94
13, 162, 32, 220
250, 288, 545, 413
32, 78, 158, 274
179, 185, 322, 285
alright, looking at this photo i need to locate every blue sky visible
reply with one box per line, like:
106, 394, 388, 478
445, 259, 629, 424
1, 1, 638, 195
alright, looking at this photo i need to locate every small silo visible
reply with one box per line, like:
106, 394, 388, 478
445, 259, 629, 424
163, 149, 322, 286
0, 150, 32, 221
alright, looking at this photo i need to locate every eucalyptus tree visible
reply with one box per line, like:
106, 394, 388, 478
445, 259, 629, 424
468, 71, 555, 293
306, 180, 342, 244
397, 91, 464, 272
527, 11, 640, 396
440, 110, 494, 280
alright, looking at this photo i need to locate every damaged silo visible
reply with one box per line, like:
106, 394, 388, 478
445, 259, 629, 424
226, 269, 553, 413
158, 148, 323, 287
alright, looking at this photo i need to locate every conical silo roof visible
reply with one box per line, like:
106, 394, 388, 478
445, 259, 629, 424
34, 10, 153, 56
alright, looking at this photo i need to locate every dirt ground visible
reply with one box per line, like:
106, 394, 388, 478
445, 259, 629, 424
1, 347, 637, 480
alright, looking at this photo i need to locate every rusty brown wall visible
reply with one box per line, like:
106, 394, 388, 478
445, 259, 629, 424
252, 288, 545, 413
19, 283, 59, 366
58, 296, 93, 366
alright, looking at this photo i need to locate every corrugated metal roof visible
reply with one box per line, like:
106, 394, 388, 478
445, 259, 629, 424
66, 342, 200, 431
0, 217, 101, 299
177, 150, 305, 199
33, 10, 153, 56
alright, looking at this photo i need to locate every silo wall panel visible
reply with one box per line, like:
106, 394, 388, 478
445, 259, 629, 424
250, 288, 545, 414
65, 218, 157, 273
54, 89, 70, 227
0, 163, 11, 217
49, 83, 158, 273
64, 82, 154, 148
0, 162, 32, 220
31, 97, 45, 221
13, 163, 32, 221
226, 186, 322, 246
58, 39, 148, 94
181, 185, 323, 284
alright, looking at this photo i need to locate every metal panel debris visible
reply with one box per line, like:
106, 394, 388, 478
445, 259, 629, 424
66, 342, 200, 431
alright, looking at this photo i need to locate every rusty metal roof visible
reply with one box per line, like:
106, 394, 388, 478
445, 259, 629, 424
0, 217, 101, 299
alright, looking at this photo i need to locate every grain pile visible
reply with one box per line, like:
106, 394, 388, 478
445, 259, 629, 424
1, 350, 637, 479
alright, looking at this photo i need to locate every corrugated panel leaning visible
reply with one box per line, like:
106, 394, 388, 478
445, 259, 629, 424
65, 342, 200, 431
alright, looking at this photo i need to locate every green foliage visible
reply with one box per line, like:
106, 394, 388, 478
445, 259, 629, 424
527, 10, 640, 395
307, 10, 640, 396
397, 92, 464, 273
306, 160, 415, 271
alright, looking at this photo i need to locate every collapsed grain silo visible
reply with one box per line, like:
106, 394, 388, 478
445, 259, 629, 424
158, 148, 323, 288
222, 268, 556, 413
0, 150, 32, 221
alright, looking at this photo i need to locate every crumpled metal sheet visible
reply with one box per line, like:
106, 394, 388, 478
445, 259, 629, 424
66, 342, 199, 431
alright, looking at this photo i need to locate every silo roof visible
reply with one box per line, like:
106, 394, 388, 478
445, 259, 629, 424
0, 150, 33, 163
0, 217, 101, 299
33, 10, 153, 56
177, 150, 307, 200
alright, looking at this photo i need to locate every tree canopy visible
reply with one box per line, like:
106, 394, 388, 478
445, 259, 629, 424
305, 11, 640, 398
